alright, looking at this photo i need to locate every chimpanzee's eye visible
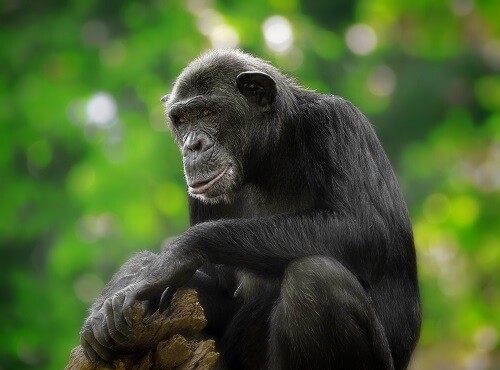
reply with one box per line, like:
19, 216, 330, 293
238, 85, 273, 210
178, 115, 188, 123
203, 109, 211, 117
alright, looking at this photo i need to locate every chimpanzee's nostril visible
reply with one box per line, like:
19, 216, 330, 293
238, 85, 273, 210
183, 132, 214, 157
188, 138, 202, 152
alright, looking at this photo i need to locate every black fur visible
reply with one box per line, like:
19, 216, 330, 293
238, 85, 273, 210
80, 49, 421, 370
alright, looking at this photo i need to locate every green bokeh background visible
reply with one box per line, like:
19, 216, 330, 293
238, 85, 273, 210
1, 0, 499, 369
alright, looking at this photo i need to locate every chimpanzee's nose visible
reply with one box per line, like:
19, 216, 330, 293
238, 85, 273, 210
182, 131, 214, 157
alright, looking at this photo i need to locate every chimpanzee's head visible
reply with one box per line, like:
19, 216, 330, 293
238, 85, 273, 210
162, 50, 295, 203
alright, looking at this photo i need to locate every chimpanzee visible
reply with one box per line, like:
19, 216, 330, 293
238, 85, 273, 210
80, 49, 421, 370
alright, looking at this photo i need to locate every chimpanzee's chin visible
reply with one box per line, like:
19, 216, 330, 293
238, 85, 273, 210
189, 190, 233, 204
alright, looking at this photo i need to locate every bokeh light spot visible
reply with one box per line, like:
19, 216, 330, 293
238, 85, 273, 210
449, 0, 474, 16
99, 41, 127, 67
464, 352, 490, 370
82, 20, 109, 47
86, 92, 117, 127
74, 273, 104, 303
368, 65, 397, 96
345, 24, 377, 56
209, 24, 239, 49
481, 40, 500, 71
76, 213, 117, 243
197, 9, 223, 36
263, 16, 294, 54
186, 0, 213, 14
474, 326, 498, 352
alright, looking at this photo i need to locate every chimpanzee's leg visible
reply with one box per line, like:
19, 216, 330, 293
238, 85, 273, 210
268, 256, 394, 370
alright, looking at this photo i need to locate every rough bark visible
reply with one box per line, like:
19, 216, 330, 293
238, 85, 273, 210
66, 289, 219, 370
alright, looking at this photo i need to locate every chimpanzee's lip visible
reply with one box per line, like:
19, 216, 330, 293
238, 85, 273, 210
188, 166, 229, 194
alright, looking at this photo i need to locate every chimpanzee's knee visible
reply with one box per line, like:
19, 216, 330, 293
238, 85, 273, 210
268, 256, 393, 370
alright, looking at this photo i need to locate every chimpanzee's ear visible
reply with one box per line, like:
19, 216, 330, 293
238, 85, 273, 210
160, 94, 170, 103
236, 71, 276, 109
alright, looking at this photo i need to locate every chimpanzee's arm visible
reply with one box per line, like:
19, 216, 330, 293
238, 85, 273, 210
178, 210, 390, 284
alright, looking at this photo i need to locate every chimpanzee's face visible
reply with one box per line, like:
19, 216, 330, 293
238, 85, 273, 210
163, 56, 277, 204
165, 89, 243, 203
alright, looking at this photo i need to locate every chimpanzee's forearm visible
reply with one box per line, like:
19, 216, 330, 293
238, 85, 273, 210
177, 211, 388, 282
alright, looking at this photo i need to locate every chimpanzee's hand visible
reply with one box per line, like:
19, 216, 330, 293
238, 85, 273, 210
119, 246, 207, 323
80, 302, 129, 365
80, 246, 206, 364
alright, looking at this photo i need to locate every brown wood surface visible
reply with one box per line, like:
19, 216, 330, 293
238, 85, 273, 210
66, 289, 219, 370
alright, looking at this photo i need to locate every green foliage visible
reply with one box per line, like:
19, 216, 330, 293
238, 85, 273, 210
0, 0, 499, 368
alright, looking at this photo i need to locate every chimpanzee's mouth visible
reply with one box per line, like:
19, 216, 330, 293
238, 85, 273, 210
188, 166, 230, 195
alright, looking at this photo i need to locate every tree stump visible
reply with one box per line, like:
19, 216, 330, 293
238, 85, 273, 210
66, 289, 219, 370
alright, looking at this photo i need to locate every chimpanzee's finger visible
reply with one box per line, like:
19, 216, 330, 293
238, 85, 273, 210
81, 328, 115, 365
159, 286, 178, 313
111, 293, 132, 339
81, 335, 109, 367
122, 289, 138, 327
105, 298, 128, 344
